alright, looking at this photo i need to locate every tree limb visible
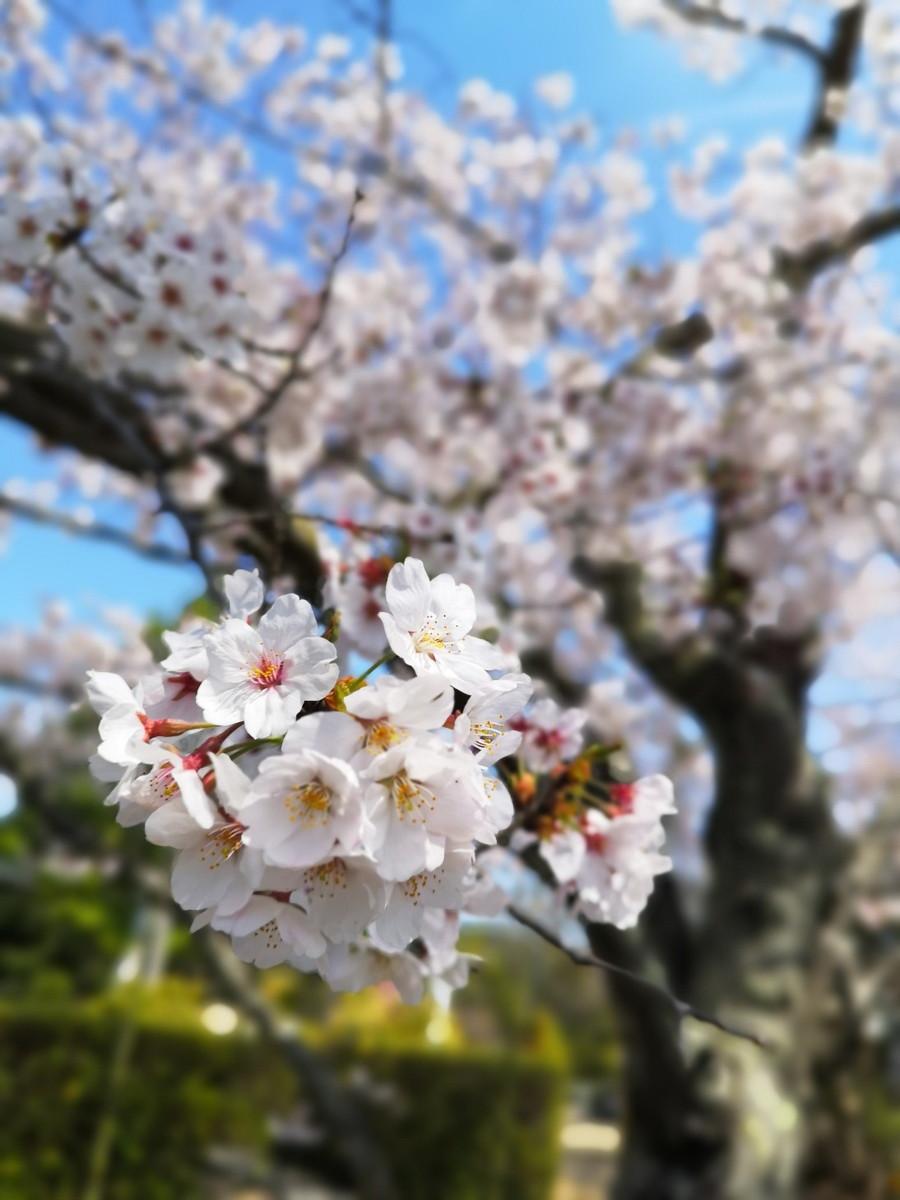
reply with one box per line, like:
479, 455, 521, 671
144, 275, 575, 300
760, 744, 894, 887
775, 202, 900, 289
572, 557, 738, 717
508, 904, 766, 1047
0, 492, 195, 567
803, 3, 867, 148
659, 0, 824, 66
0, 317, 326, 603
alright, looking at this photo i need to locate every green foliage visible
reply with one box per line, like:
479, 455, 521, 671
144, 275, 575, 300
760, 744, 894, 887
863, 1078, 900, 1161
0, 871, 134, 1000
347, 1042, 566, 1200
0, 986, 295, 1200
0, 983, 566, 1200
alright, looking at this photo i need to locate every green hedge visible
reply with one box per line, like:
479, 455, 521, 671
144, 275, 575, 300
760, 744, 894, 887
0, 992, 294, 1200
347, 1043, 565, 1200
0, 989, 566, 1200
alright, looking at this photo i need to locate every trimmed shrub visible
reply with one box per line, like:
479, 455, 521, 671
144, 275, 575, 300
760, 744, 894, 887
0, 987, 566, 1200
0, 988, 293, 1200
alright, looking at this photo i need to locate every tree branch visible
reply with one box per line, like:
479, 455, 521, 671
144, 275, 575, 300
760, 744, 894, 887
775, 203, 900, 289
507, 904, 766, 1047
0, 317, 326, 603
0, 492, 195, 567
572, 557, 738, 716
803, 2, 867, 148
659, 0, 824, 67
661, 1, 867, 149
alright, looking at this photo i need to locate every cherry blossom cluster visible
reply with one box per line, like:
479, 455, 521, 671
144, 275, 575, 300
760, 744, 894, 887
526, 774, 676, 930
0, 162, 255, 380
85, 559, 676, 997
78, 559, 650, 996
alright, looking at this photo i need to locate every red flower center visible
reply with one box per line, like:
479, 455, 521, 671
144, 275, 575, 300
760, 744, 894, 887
608, 783, 636, 814
249, 653, 285, 690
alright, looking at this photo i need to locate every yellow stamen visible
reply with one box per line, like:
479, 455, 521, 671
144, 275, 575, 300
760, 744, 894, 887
283, 780, 332, 826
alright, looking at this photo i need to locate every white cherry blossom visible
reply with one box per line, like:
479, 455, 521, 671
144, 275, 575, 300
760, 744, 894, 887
241, 747, 367, 868
380, 557, 505, 693
454, 672, 533, 764
145, 753, 262, 913
516, 698, 589, 772
373, 845, 473, 949
197, 595, 338, 737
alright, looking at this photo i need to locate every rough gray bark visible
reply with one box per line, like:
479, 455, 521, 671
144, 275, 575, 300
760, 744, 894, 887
574, 558, 854, 1200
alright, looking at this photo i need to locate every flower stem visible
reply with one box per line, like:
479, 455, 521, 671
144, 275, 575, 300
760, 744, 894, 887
225, 736, 284, 760
355, 650, 395, 683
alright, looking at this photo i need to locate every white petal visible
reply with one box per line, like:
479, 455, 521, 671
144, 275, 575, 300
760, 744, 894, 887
174, 768, 218, 829
85, 670, 136, 716
243, 688, 293, 738
385, 557, 432, 630
283, 710, 362, 759
205, 619, 263, 678
172, 845, 240, 910
540, 829, 586, 883
224, 568, 265, 619
258, 593, 318, 651
276, 904, 327, 957
284, 637, 338, 702
145, 799, 205, 848
379, 613, 415, 665
376, 819, 444, 882
208, 751, 252, 814
429, 574, 476, 637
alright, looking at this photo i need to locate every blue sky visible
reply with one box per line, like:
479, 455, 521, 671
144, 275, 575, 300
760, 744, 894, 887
1, 0, 817, 628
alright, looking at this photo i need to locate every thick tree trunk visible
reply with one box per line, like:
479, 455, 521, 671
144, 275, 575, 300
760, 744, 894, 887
594, 649, 852, 1200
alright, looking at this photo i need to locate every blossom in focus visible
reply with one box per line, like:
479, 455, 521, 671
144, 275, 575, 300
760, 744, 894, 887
197, 594, 338, 737
380, 557, 505, 693
84, 564, 673, 1003
241, 747, 366, 867
454, 672, 533, 764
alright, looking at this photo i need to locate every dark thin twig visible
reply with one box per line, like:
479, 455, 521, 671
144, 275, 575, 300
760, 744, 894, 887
196, 188, 364, 456
507, 904, 768, 1049
659, 0, 824, 65
202, 507, 451, 544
